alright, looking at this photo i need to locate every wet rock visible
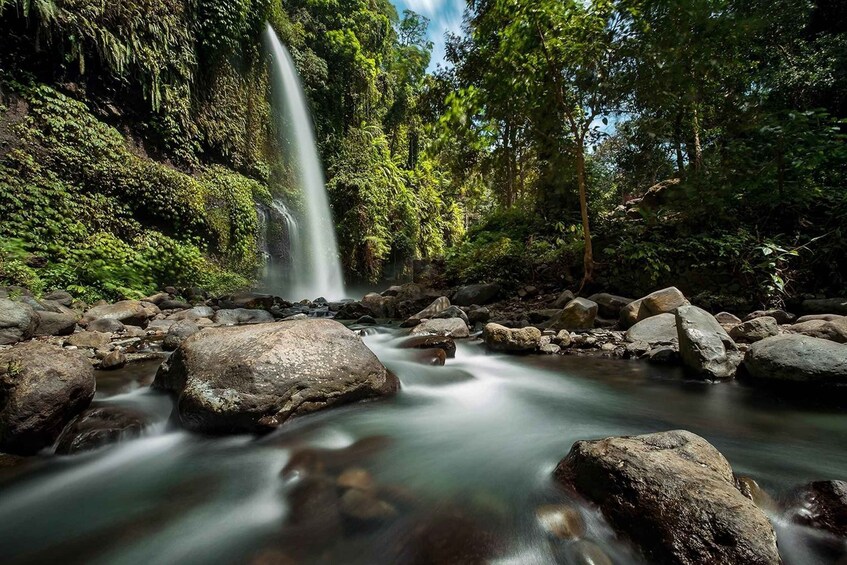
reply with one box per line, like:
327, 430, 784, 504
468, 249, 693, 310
553, 289, 576, 309
410, 348, 447, 366
339, 488, 398, 525
398, 335, 457, 358
394, 510, 498, 564
785, 480, 847, 537
355, 315, 377, 325
284, 474, 343, 546
587, 293, 634, 319
647, 346, 678, 364
82, 300, 157, 327
213, 308, 274, 326
743, 334, 847, 384
730, 316, 780, 343
33, 310, 78, 337
0, 342, 95, 454
554, 430, 780, 565
735, 476, 778, 513
715, 312, 743, 332
676, 305, 742, 379
361, 293, 397, 318
625, 313, 677, 345
467, 306, 491, 325
452, 284, 500, 307
802, 298, 847, 316
0, 298, 36, 345
409, 318, 469, 338
405, 296, 450, 326
744, 309, 796, 325
549, 298, 598, 331
55, 406, 147, 454
620, 287, 688, 328
334, 301, 373, 320
337, 467, 375, 492
162, 320, 200, 351
536, 504, 585, 540
483, 323, 540, 353
100, 350, 127, 370
540, 343, 562, 355
87, 317, 126, 333
153, 320, 399, 433
218, 293, 275, 310
788, 317, 847, 343
433, 305, 470, 326
65, 331, 112, 349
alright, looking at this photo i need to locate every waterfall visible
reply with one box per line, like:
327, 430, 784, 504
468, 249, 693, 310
264, 24, 345, 301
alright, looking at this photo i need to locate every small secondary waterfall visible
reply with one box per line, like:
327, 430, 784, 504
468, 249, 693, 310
265, 24, 345, 300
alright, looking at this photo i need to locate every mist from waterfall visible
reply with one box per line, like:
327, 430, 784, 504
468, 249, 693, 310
264, 24, 345, 301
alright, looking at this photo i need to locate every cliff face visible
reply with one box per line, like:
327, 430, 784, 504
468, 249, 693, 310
0, 0, 280, 299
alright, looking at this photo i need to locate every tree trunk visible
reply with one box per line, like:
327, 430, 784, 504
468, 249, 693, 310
692, 106, 704, 172
674, 114, 685, 177
576, 142, 594, 288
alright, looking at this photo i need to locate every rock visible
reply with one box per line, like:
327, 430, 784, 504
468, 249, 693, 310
648, 345, 679, 364
397, 335, 457, 358
743, 335, 847, 384
43, 290, 73, 307
625, 313, 677, 345
339, 488, 397, 524
393, 511, 498, 564
218, 292, 275, 310
64, 331, 112, 349
153, 320, 399, 433
553, 330, 572, 347
620, 287, 688, 328
802, 298, 847, 316
410, 348, 447, 366
539, 343, 561, 355
785, 480, 847, 537
213, 308, 274, 326
0, 298, 36, 345
744, 309, 796, 325
406, 296, 450, 325
100, 350, 127, 370
788, 317, 847, 343
381, 286, 402, 297
87, 317, 126, 333
735, 476, 778, 513
553, 289, 576, 309
797, 314, 844, 323
337, 467, 375, 491
715, 312, 743, 332
467, 306, 490, 325
676, 305, 741, 379
82, 300, 156, 327
587, 293, 634, 319
554, 430, 780, 565
483, 323, 540, 353
536, 504, 585, 540
529, 309, 561, 324
433, 305, 470, 326
517, 285, 539, 299
361, 293, 397, 318
549, 298, 598, 331
162, 320, 201, 351
158, 299, 191, 310
355, 315, 377, 325
168, 306, 215, 321
409, 318, 469, 338
452, 284, 500, 307
55, 406, 147, 454
33, 310, 78, 337
0, 342, 95, 454
730, 317, 780, 343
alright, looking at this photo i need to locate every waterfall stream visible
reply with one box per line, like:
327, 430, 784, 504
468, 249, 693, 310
264, 24, 345, 301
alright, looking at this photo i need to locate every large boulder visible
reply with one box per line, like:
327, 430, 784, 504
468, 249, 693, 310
802, 298, 847, 316
676, 305, 741, 379
729, 316, 779, 343
452, 284, 500, 307
33, 310, 79, 337
0, 298, 36, 345
587, 293, 634, 319
554, 430, 780, 565
409, 318, 469, 338
625, 313, 677, 345
153, 320, 398, 433
82, 300, 157, 327
548, 298, 598, 331
361, 293, 397, 319
788, 317, 847, 344
162, 320, 201, 351
0, 342, 95, 454
483, 323, 540, 353
552, 289, 576, 309
213, 308, 274, 326
405, 296, 450, 326
743, 334, 847, 384
620, 287, 688, 328
432, 305, 470, 326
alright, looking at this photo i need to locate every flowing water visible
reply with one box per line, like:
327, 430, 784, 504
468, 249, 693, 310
264, 25, 345, 301
1, 327, 846, 564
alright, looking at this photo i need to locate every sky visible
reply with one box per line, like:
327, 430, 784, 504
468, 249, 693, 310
390, 0, 466, 70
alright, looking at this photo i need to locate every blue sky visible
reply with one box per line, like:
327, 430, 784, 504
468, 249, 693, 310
390, 0, 466, 70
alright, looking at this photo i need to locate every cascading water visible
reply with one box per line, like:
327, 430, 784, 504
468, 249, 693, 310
264, 24, 345, 301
